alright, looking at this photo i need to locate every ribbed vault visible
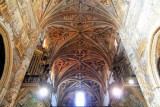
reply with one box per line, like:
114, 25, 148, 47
34, 0, 120, 106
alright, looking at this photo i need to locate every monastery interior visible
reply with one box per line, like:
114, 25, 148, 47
0, 0, 160, 106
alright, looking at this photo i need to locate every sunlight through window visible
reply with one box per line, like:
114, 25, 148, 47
75, 91, 85, 106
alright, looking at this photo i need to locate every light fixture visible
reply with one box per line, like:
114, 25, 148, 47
112, 87, 122, 98
128, 79, 134, 85
38, 87, 49, 98
75, 91, 85, 106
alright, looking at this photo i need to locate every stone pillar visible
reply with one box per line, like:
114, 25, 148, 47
51, 93, 57, 106
103, 91, 110, 106
3, 31, 40, 107
118, 0, 160, 105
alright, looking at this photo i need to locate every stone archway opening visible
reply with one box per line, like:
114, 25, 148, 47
0, 34, 5, 80
0, 23, 13, 104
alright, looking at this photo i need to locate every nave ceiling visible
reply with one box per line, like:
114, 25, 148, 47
0, 0, 150, 106
33, 0, 120, 106
29, 0, 143, 106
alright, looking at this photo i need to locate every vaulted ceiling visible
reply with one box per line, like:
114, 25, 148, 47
32, 0, 119, 106
0, 0, 155, 106
11, 0, 146, 106
31, 0, 120, 106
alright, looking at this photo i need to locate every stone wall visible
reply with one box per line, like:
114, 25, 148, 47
0, 0, 40, 107
119, 0, 160, 106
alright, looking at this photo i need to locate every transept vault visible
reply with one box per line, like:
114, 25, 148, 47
0, 0, 160, 107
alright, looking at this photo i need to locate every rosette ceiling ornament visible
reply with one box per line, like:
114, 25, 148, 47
35, 0, 120, 106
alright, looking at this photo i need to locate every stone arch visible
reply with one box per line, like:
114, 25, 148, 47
0, 22, 13, 101
148, 27, 160, 102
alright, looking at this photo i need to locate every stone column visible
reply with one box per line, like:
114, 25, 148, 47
118, 0, 160, 105
3, 31, 41, 107
51, 93, 57, 106
103, 91, 110, 106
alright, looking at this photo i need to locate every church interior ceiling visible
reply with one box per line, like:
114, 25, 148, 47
0, 0, 148, 107
33, 0, 119, 106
